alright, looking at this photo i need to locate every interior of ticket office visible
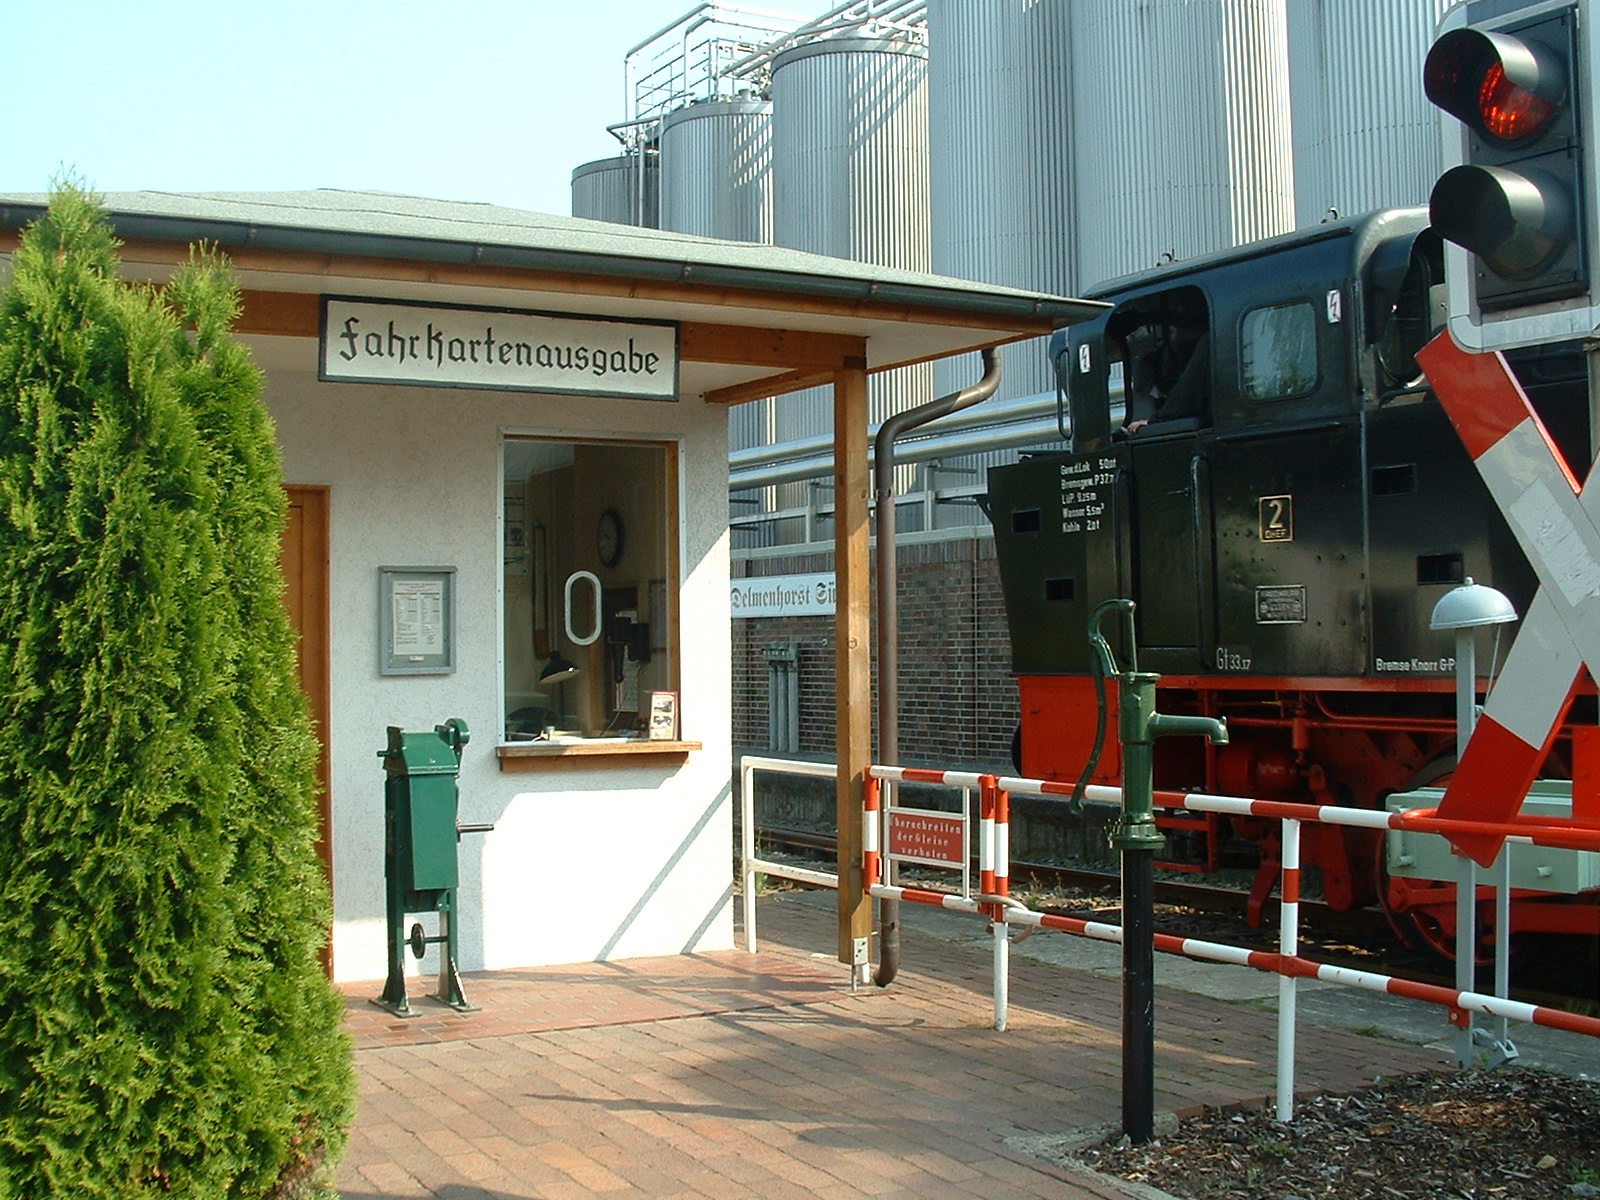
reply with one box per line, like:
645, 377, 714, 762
502, 438, 676, 742
0, 190, 1092, 987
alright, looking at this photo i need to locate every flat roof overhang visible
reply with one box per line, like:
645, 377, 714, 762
0, 191, 1105, 401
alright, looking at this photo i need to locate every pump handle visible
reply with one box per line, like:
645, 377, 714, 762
1072, 599, 1138, 812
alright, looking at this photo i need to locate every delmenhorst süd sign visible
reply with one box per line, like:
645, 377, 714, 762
319, 297, 679, 400
730, 573, 837, 619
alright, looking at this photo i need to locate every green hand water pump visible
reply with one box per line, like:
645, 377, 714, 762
1074, 599, 1228, 1144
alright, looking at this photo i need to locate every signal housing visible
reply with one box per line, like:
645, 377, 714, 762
1425, 0, 1596, 350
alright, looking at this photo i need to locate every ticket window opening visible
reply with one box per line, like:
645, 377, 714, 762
502, 437, 676, 742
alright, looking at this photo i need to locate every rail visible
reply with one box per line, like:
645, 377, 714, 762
739, 755, 840, 953
737, 754, 1600, 1122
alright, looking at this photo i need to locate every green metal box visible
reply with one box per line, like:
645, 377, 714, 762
383, 726, 461, 895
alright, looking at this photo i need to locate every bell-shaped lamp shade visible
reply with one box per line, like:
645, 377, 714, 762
539, 651, 580, 684
1429, 577, 1518, 630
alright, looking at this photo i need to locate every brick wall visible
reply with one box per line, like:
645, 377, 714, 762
731, 534, 1018, 774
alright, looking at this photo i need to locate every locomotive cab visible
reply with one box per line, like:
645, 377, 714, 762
1014, 213, 1446, 686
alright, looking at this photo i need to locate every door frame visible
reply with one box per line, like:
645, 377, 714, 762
282, 485, 333, 973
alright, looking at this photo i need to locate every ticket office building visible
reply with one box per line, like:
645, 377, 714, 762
0, 190, 1085, 983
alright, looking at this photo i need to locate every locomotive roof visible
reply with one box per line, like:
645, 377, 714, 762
1084, 207, 1431, 302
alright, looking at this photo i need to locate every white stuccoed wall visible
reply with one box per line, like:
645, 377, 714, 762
254, 334, 734, 984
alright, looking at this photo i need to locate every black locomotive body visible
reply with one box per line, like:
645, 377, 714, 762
988, 209, 1597, 956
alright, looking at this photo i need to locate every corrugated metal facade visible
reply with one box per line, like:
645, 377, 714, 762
569, 154, 659, 228
925, 0, 1075, 509
1287, 0, 1451, 228
659, 100, 774, 242
1070, 0, 1296, 291
771, 36, 934, 501
657, 98, 778, 499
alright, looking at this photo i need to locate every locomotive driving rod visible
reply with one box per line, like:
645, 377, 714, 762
871, 348, 1002, 987
1081, 599, 1228, 1145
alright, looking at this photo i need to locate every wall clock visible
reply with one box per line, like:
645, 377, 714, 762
597, 508, 624, 567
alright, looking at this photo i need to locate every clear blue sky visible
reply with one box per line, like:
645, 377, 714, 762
2, 1, 710, 217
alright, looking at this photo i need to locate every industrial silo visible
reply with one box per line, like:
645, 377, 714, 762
928, 0, 1073, 304
658, 98, 773, 243
1070, 0, 1296, 290
927, 0, 1075, 481
770, 35, 933, 494
658, 97, 779, 540
569, 152, 659, 228
1287, 0, 1452, 227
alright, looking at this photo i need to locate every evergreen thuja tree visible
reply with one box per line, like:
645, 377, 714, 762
0, 186, 353, 1198
166, 249, 355, 1197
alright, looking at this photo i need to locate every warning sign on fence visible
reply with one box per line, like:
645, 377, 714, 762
886, 810, 966, 867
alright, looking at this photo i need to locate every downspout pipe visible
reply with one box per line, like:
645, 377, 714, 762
871, 348, 1003, 986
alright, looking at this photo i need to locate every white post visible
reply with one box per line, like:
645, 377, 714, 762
741, 759, 759, 953
1276, 818, 1301, 1122
996, 788, 1011, 1032
1455, 853, 1478, 1065
994, 917, 1009, 1032
1494, 847, 1512, 1043
1453, 626, 1478, 1067
1429, 580, 1519, 1068
964, 785, 974, 901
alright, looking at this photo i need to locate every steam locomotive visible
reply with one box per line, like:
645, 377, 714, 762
987, 208, 1599, 963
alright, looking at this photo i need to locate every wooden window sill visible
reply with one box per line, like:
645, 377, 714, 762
496, 739, 701, 772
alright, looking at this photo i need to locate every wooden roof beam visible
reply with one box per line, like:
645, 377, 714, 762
678, 322, 864, 373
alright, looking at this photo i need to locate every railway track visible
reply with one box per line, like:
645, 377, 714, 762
745, 821, 1598, 1011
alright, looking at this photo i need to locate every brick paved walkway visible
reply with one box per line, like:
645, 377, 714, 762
336, 892, 1444, 1199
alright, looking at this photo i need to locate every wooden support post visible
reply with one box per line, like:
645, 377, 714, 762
833, 358, 873, 969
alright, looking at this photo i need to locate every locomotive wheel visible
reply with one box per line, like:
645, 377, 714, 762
1380, 866, 1496, 968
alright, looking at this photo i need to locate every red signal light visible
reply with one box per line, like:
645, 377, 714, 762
1477, 60, 1558, 141
1424, 27, 1566, 144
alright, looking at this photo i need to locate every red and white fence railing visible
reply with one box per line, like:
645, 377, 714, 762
737, 755, 1600, 1121
1002, 775, 1600, 1118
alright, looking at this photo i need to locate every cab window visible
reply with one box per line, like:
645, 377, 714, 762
1241, 301, 1318, 401
1106, 285, 1211, 437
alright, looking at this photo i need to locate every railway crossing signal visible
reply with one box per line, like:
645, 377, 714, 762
1416, 332, 1600, 865
1425, 0, 1598, 350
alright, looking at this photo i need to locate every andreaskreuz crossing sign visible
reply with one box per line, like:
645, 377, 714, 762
1418, 332, 1600, 864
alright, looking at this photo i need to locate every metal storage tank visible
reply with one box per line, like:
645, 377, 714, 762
928, 1, 1074, 307
660, 99, 777, 537
570, 153, 659, 228
1070, 0, 1296, 290
770, 35, 934, 497
771, 37, 931, 270
927, 0, 1075, 497
659, 99, 774, 243
1287, 0, 1451, 228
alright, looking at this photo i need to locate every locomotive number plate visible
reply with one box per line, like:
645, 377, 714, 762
1259, 494, 1293, 542
1256, 584, 1307, 625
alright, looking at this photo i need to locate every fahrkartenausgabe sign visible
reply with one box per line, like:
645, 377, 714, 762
319, 297, 679, 400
